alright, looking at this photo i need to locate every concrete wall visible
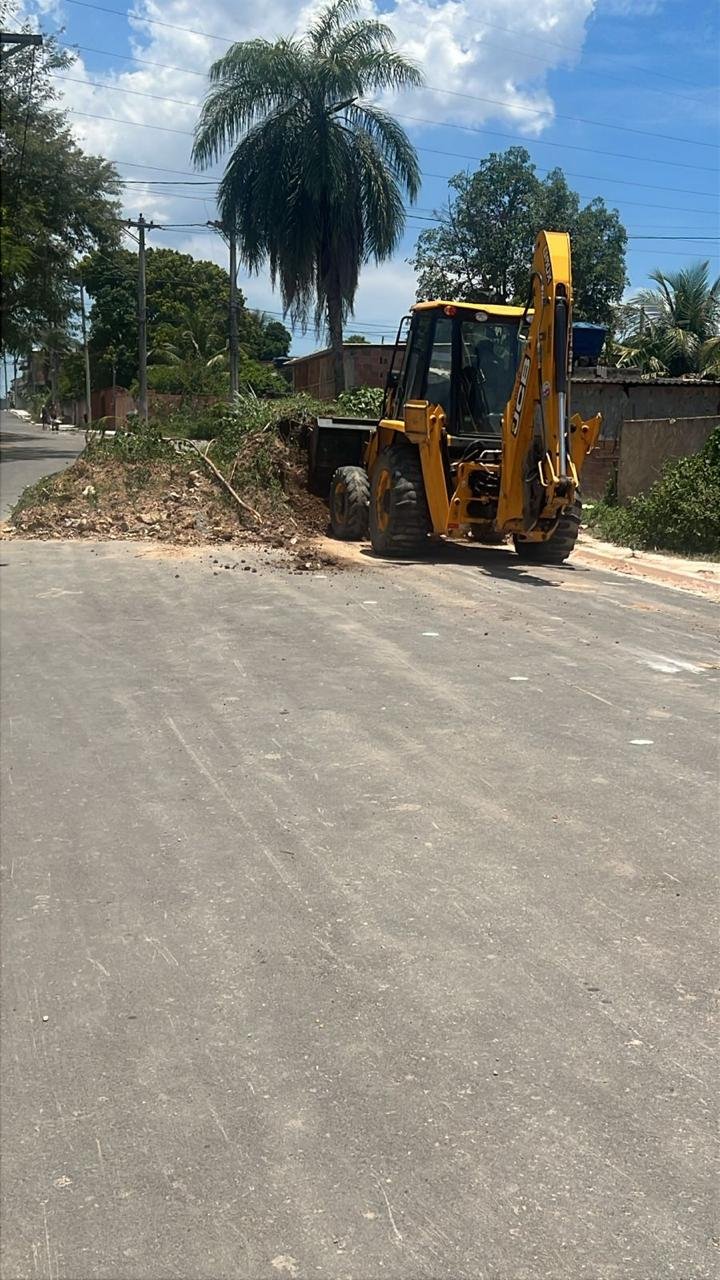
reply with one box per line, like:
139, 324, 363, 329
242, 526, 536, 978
572, 378, 720, 441
581, 438, 620, 500
290, 345, 395, 399
60, 388, 136, 426
618, 416, 719, 502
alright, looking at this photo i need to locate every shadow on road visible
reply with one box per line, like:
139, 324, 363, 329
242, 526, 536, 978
0, 441, 81, 464
357, 539, 585, 588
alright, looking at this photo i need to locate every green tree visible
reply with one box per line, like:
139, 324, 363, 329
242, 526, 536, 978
411, 148, 627, 325
345, 334, 369, 343
240, 312, 292, 361
81, 247, 292, 386
0, 21, 121, 360
192, 0, 422, 394
618, 261, 720, 376
256, 320, 292, 361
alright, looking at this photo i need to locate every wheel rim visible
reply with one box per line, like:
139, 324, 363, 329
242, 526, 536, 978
375, 468, 391, 532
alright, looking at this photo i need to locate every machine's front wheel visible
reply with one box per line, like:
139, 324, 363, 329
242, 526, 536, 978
513, 499, 582, 565
328, 466, 370, 540
368, 445, 431, 557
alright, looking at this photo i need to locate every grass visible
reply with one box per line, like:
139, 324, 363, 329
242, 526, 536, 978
11, 475, 59, 516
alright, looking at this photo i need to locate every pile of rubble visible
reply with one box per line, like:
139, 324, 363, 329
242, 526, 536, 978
7, 450, 337, 571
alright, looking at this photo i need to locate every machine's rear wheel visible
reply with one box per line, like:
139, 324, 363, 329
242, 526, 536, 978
369, 445, 430, 556
328, 465, 370, 540
513, 499, 582, 565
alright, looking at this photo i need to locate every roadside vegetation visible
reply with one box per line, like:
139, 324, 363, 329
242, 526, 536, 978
612, 262, 720, 377
9, 395, 349, 560
586, 427, 720, 557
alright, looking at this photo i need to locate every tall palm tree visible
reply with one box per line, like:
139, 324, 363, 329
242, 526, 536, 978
621, 261, 720, 376
192, 0, 422, 394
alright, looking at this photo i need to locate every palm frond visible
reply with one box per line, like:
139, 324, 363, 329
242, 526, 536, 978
700, 335, 720, 376
352, 49, 423, 93
192, 41, 306, 168
324, 17, 395, 61
308, 0, 359, 54
342, 102, 421, 198
194, 0, 422, 351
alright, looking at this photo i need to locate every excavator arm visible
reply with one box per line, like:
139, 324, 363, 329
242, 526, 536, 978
496, 230, 601, 535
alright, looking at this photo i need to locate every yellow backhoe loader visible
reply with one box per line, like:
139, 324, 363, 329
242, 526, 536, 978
327, 231, 601, 564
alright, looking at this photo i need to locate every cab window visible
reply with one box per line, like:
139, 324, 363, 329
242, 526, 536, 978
398, 312, 433, 406
458, 319, 520, 436
425, 317, 453, 417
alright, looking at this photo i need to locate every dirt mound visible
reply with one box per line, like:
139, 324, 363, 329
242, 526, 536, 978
7, 444, 340, 571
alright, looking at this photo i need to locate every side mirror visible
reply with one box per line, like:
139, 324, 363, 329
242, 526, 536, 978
387, 369, 400, 390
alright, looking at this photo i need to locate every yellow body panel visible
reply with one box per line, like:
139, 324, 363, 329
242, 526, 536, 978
406, 402, 451, 533
497, 231, 574, 530
412, 300, 525, 320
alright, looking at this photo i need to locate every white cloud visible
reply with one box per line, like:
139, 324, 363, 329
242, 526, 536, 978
28, 0, 598, 345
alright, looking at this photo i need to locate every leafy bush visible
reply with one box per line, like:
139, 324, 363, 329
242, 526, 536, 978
336, 384, 384, 417
144, 356, 289, 401
237, 358, 290, 399
148, 392, 335, 444
586, 427, 720, 556
146, 362, 228, 396
88, 421, 176, 463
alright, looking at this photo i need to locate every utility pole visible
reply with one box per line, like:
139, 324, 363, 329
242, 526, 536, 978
228, 233, 239, 399
0, 32, 42, 62
79, 280, 92, 425
208, 221, 239, 402
127, 214, 155, 421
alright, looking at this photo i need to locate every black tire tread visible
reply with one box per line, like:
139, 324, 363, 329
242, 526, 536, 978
329, 465, 370, 540
514, 499, 582, 565
369, 445, 430, 555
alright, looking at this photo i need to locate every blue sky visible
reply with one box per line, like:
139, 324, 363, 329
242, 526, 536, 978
19, 0, 720, 352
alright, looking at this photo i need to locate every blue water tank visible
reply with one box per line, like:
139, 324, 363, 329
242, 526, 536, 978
573, 322, 607, 366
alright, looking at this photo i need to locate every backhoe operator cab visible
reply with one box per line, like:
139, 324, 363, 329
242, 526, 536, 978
329, 230, 602, 564
384, 302, 524, 451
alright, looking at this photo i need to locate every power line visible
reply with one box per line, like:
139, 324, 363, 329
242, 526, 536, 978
69, 108, 193, 136
110, 157, 719, 214
393, 112, 717, 174
57, 72, 196, 109
416, 147, 719, 201
127, 182, 717, 236
60, 83, 712, 179
62, 0, 230, 42
57, 40, 208, 79
55, 36, 705, 107
420, 90, 715, 150
55, 73, 717, 165
150, 220, 718, 256
625, 235, 720, 242
59, 0, 703, 92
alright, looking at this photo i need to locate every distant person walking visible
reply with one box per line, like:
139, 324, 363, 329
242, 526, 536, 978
40, 402, 51, 430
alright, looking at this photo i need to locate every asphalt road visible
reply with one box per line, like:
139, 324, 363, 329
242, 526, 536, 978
1, 537, 717, 1279
0, 411, 85, 520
